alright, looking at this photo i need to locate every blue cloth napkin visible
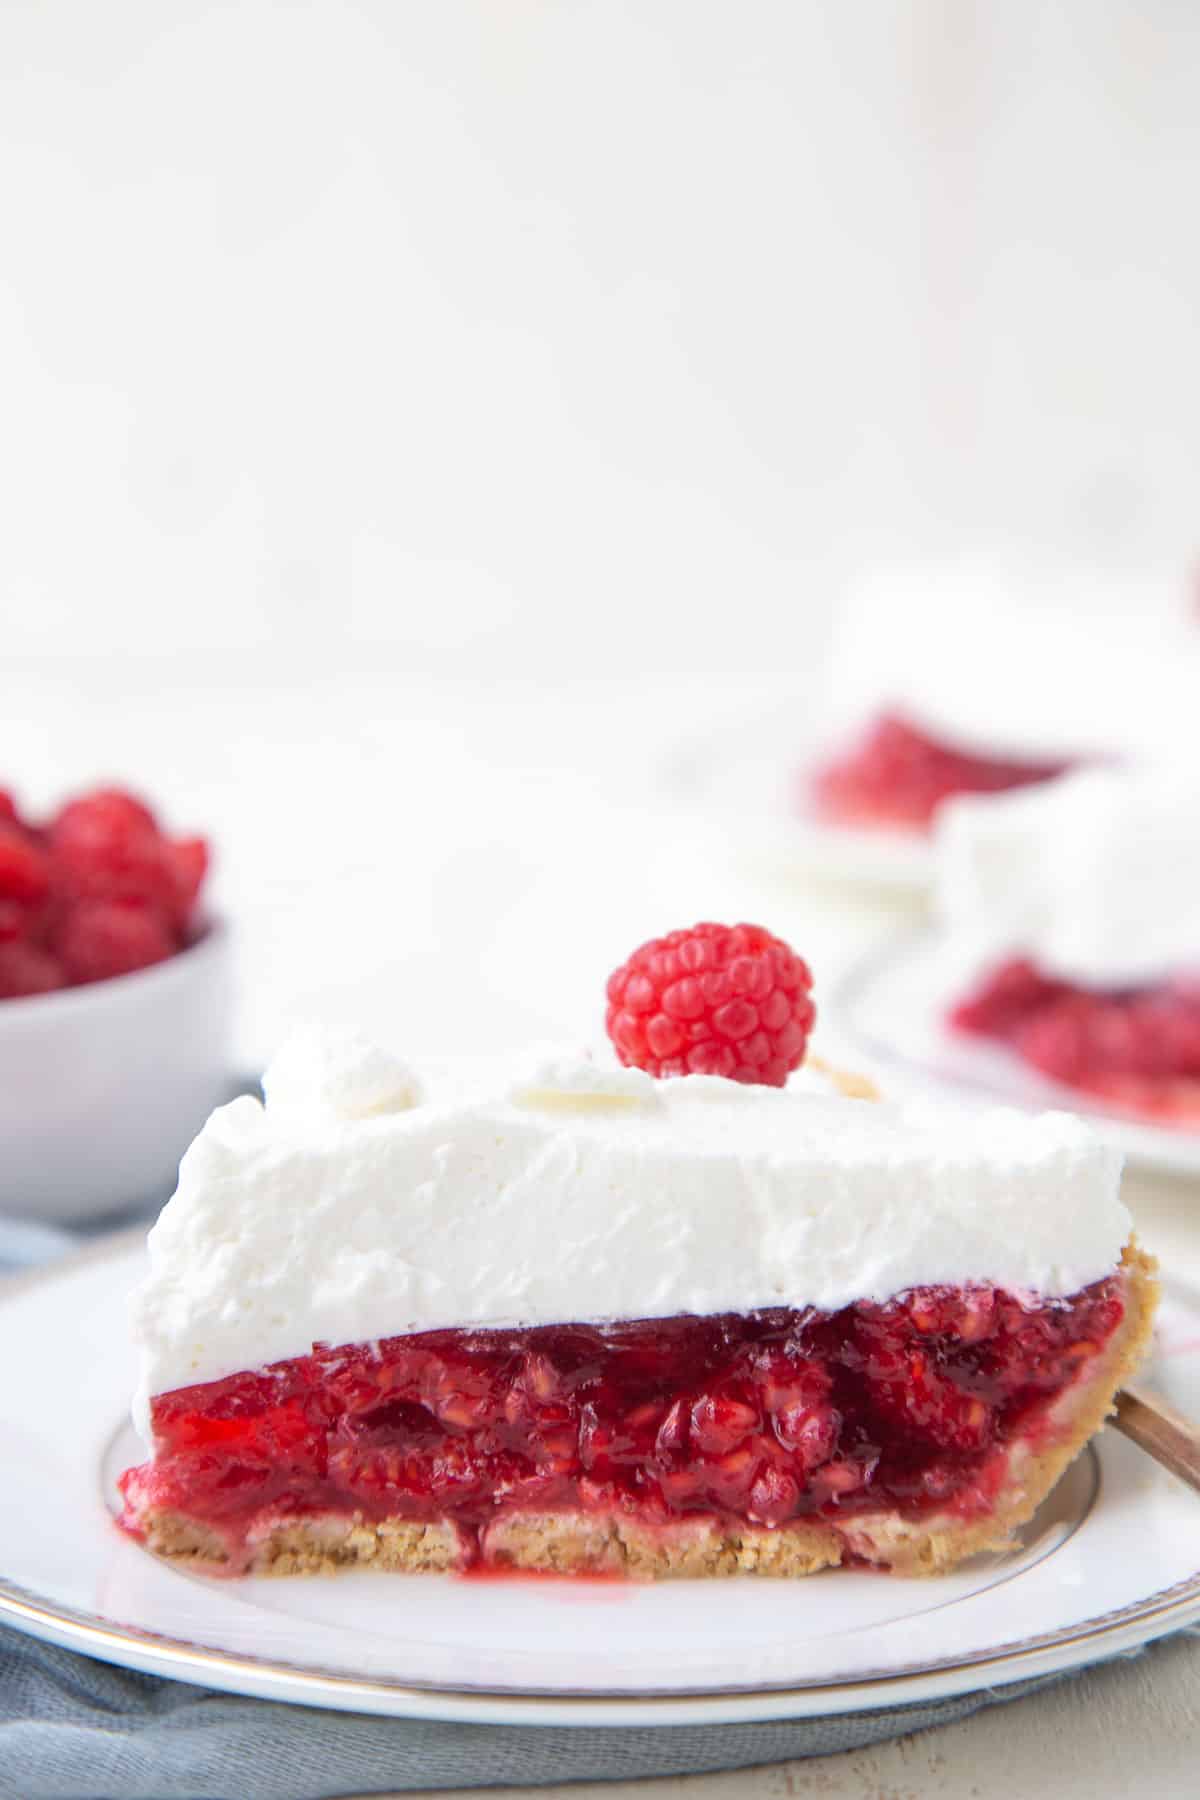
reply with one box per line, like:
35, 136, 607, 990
0, 1216, 77, 1273
0, 1214, 1098, 1799
0, 1624, 1069, 1800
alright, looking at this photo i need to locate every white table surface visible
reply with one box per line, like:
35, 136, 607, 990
6, 661, 1199, 1796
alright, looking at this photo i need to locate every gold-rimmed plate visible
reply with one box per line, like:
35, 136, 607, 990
2, 1236, 1199, 1726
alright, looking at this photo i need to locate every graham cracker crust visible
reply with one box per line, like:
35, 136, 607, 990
836, 1240, 1158, 1575
137, 1509, 466, 1576
131, 1243, 1157, 1581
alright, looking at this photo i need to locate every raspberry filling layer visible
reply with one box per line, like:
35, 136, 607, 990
950, 958, 1200, 1124
120, 1273, 1125, 1569
809, 712, 1072, 834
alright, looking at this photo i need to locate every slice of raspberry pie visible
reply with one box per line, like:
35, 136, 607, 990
804, 563, 1200, 840
810, 710, 1073, 835
940, 770, 1200, 1128
121, 926, 1156, 1580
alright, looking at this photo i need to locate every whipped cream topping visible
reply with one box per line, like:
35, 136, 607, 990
262, 1028, 424, 1120
936, 767, 1200, 989
825, 559, 1199, 760
132, 1031, 1129, 1431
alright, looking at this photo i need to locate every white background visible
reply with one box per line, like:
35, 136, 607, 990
3, 1, 1198, 1063
2, 0, 1198, 678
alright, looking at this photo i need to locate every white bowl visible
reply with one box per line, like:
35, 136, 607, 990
0, 919, 234, 1224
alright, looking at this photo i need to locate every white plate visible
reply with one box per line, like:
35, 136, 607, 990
664, 699, 934, 896
836, 932, 1200, 1180
2, 1237, 1199, 1727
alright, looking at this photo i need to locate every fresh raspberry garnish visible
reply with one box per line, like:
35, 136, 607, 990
605, 921, 815, 1085
0, 824, 51, 904
0, 940, 65, 999
56, 900, 175, 985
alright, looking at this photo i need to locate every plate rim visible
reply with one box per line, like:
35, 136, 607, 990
834, 927, 1200, 1176
3, 1233, 1200, 1725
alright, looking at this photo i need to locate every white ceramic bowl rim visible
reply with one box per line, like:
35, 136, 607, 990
0, 913, 230, 1028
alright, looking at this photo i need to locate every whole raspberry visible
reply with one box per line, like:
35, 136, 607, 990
0, 900, 27, 942
48, 787, 206, 931
605, 922, 815, 1086
168, 836, 209, 916
0, 824, 51, 904
56, 900, 174, 985
52, 787, 159, 841
0, 940, 65, 999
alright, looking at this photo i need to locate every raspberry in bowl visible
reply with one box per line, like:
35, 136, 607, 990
119, 925, 1155, 1581
0, 784, 231, 1222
